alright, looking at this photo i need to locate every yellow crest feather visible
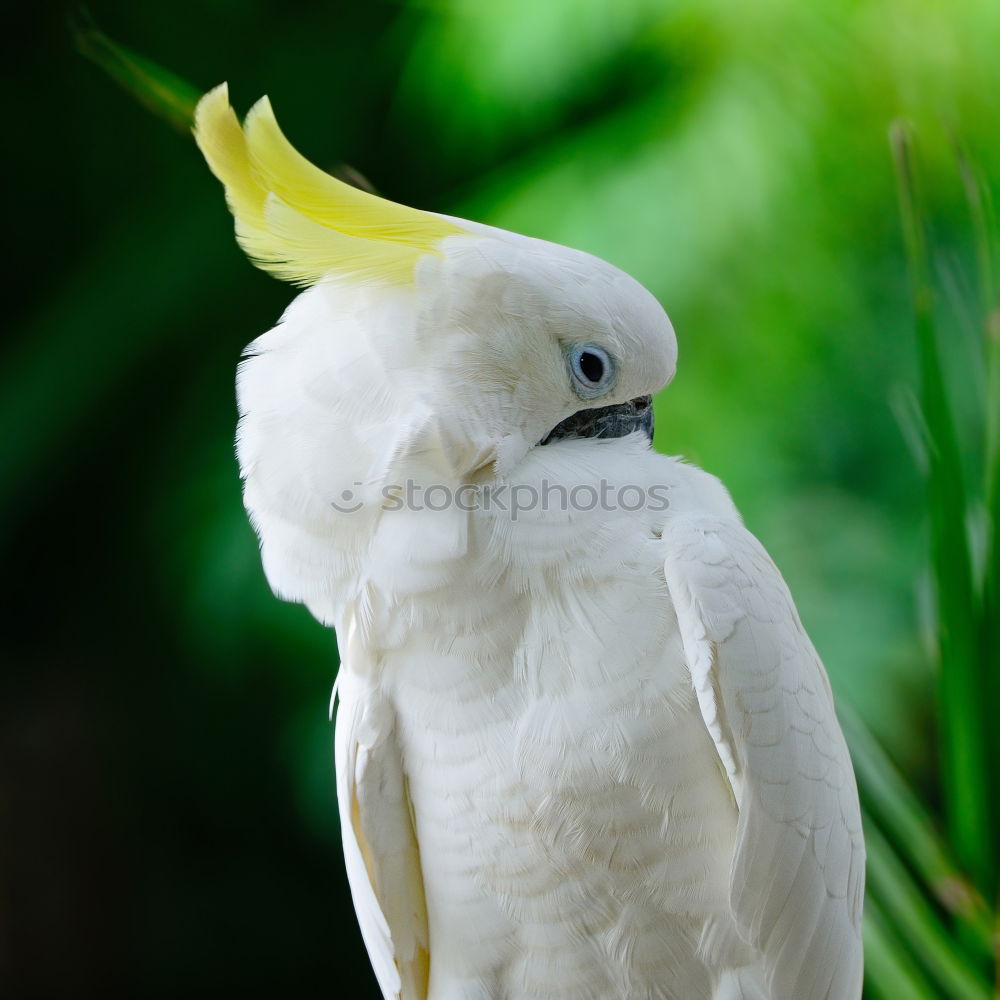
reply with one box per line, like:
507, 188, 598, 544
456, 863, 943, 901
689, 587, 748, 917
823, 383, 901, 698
193, 84, 463, 286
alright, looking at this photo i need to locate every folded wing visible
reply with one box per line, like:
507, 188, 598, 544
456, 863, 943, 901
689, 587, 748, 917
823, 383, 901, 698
662, 515, 865, 1000
335, 661, 429, 1000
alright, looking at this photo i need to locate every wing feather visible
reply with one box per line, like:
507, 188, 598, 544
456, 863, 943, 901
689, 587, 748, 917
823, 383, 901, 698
661, 515, 864, 1000
335, 662, 429, 1000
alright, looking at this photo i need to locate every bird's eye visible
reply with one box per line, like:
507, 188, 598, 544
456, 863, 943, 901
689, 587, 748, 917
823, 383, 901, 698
567, 343, 616, 399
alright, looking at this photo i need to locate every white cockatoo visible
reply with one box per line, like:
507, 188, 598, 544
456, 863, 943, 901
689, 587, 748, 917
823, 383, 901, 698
194, 84, 864, 1000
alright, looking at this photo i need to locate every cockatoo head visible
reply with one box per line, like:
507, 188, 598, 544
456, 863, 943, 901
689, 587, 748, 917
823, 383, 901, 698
195, 85, 676, 472
194, 85, 677, 615
398, 220, 676, 475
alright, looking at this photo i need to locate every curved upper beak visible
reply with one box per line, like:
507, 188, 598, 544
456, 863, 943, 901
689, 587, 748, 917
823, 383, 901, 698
539, 395, 654, 446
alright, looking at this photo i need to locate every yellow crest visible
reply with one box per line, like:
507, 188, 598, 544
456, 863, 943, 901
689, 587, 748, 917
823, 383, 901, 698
193, 84, 463, 286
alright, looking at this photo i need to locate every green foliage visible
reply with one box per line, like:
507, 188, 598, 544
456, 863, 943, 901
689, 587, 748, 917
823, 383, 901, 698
867, 124, 997, 995
891, 124, 990, 895
840, 124, 1000, 996
3, 2, 998, 996
74, 13, 199, 133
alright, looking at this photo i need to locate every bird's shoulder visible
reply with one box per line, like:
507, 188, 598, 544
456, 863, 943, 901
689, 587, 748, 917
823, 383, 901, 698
649, 452, 742, 524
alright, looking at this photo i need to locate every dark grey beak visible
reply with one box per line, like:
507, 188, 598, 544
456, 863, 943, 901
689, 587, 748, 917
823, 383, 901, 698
540, 395, 654, 446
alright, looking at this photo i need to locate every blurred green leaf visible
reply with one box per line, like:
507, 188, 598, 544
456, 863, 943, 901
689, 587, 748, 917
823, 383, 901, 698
862, 896, 944, 1000
73, 12, 200, 133
865, 816, 992, 998
957, 137, 1000, 897
841, 703, 995, 956
892, 121, 991, 894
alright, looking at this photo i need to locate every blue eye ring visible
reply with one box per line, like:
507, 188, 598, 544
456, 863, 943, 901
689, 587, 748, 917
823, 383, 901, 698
566, 343, 616, 399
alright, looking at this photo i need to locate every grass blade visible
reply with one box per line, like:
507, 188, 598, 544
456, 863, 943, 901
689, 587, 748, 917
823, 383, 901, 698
863, 896, 942, 1000
73, 12, 199, 133
890, 120, 989, 894
865, 815, 992, 998
840, 704, 995, 957
955, 139, 1000, 910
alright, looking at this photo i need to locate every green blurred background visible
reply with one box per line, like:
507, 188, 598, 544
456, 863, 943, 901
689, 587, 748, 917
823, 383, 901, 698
2, 1, 997, 997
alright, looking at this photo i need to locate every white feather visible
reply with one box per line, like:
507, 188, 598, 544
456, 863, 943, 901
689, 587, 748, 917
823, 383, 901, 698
661, 511, 865, 1000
